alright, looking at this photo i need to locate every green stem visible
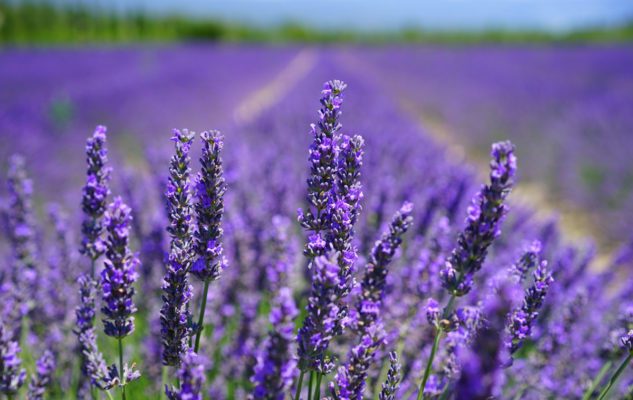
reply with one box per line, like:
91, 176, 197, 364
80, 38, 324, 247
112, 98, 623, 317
598, 352, 633, 400
106, 390, 115, 400
294, 371, 305, 400
417, 328, 444, 400
416, 292, 457, 400
583, 360, 613, 400
8, 394, 14, 400
161, 366, 169, 400
308, 371, 314, 400
194, 280, 211, 353
118, 338, 126, 400
314, 373, 322, 399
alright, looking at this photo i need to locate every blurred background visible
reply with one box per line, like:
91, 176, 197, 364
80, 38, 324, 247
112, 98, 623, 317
1, 0, 633, 251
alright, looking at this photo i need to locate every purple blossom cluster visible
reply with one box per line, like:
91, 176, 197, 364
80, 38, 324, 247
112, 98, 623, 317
1, 61, 632, 400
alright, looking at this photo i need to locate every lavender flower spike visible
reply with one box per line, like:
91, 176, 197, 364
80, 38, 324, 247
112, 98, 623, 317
507, 259, 553, 356
161, 129, 196, 366
80, 125, 111, 264
297, 253, 344, 374
356, 202, 413, 331
441, 141, 516, 297
6, 155, 38, 291
75, 275, 115, 391
379, 352, 402, 400
101, 197, 139, 339
27, 351, 56, 400
298, 80, 347, 260
0, 321, 26, 395
192, 130, 227, 282
250, 288, 298, 400
332, 203, 413, 399
165, 351, 206, 400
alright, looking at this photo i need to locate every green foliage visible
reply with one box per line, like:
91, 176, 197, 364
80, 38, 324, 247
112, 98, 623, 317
2, 0, 633, 45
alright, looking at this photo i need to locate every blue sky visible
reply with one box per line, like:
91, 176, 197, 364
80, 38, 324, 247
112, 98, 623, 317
96, 0, 633, 31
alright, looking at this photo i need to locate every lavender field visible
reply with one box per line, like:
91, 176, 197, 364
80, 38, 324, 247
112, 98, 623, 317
1, 45, 632, 399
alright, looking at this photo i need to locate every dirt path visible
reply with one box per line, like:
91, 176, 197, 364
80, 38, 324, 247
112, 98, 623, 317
232, 48, 318, 126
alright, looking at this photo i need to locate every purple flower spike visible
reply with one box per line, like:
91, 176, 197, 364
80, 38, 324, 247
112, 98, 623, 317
165, 351, 205, 400
75, 275, 115, 391
507, 259, 553, 356
441, 141, 516, 297
101, 197, 139, 339
332, 203, 413, 399
80, 126, 111, 262
0, 321, 26, 395
251, 288, 298, 399
6, 154, 38, 292
192, 130, 227, 282
161, 129, 196, 366
297, 253, 344, 374
378, 352, 401, 400
299, 80, 347, 260
27, 350, 56, 400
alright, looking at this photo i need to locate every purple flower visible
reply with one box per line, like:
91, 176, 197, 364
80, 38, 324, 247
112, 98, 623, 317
332, 203, 413, 399
441, 141, 516, 297
165, 351, 205, 400
507, 259, 553, 356
192, 130, 227, 282
80, 126, 111, 262
101, 197, 139, 339
250, 288, 298, 399
161, 129, 196, 366
426, 298, 440, 327
6, 154, 38, 292
297, 253, 344, 374
27, 350, 56, 400
509, 240, 542, 283
299, 80, 347, 260
0, 321, 26, 395
74, 275, 115, 391
378, 352, 401, 400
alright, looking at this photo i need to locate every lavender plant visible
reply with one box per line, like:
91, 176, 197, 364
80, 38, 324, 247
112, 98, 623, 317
161, 130, 195, 368
80, 126, 111, 275
191, 130, 227, 352
418, 141, 516, 398
101, 197, 141, 399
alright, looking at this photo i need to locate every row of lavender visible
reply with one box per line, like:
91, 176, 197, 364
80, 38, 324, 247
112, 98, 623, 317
352, 46, 633, 244
1, 54, 632, 399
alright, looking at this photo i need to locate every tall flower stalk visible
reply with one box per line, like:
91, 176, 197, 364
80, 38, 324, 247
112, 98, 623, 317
417, 141, 516, 399
161, 130, 195, 367
80, 126, 111, 276
332, 203, 413, 399
296, 80, 365, 399
191, 130, 227, 353
102, 197, 140, 399
27, 350, 56, 400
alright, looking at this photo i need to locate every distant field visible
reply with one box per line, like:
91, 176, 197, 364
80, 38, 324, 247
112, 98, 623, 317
2, 45, 631, 245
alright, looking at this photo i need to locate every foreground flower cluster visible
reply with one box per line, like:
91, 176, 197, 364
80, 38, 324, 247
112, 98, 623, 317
0, 79, 632, 400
